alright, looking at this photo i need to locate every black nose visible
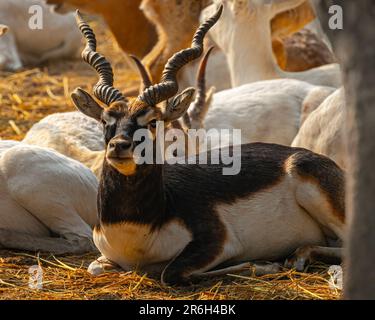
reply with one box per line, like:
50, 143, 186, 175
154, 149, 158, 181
108, 138, 132, 156
109, 140, 132, 152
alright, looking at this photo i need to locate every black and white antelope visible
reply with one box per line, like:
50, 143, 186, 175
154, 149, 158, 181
23, 45, 214, 179
72, 7, 345, 286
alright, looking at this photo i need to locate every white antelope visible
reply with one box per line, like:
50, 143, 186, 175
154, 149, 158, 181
196, 79, 335, 148
72, 8, 344, 285
292, 88, 346, 168
0, 141, 98, 254
141, 0, 334, 92
24, 27, 335, 175
0, 0, 81, 71
202, 0, 341, 88
0, 5, 97, 254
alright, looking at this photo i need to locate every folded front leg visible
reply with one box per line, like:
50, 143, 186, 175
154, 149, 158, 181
161, 224, 225, 286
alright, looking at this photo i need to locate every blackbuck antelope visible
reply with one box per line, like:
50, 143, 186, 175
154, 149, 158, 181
23, 42, 215, 178
72, 7, 345, 286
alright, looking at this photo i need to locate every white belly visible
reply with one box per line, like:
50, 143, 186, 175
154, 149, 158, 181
216, 178, 327, 265
94, 220, 192, 270
94, 179, 326, 273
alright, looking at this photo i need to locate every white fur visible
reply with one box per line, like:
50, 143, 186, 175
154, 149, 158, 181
201, 0, 341, 88
180, 47, 232, 92
214, 178, 326, 265
0, 0, 81, 71
23, 112, 104, 177
292, 88, 346, 168
0, 141, 98, 251
196, 79, 335, 147
90, 170, 344, 276
93, 221, 192, 271
24, 80, 335, 177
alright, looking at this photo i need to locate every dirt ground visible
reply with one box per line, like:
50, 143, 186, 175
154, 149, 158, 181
0, 18, 341, 300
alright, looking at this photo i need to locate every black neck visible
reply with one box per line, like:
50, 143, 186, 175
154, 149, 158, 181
98, 161, 168, 227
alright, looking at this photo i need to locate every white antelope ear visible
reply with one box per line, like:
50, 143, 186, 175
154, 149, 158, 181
163, 88, 196, 122
71, 88, 103, 121
0, 25, 8, 36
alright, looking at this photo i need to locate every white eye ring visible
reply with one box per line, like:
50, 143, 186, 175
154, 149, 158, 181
102, 115, 116, 126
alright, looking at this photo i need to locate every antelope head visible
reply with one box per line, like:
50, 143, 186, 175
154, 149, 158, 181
72, 6, 223, 176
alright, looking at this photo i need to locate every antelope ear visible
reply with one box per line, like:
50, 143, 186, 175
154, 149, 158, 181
71, 88, 103, 121
163, 88, 196, 122
0, 25, 8, 36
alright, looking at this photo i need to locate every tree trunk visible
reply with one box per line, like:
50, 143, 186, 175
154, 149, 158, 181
318, 0, 375, 299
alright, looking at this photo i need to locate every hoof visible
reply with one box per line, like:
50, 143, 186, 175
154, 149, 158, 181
87, 256, 120, 276
284, 246, 314, 272
161, 269, 190, 287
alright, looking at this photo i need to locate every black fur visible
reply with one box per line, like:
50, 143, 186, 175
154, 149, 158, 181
97, 143, 345, 284
98, 143, 296, 227
294, 152, 345, 221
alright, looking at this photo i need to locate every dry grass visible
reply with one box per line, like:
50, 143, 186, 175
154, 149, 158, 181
0, 250, 341, 300
0, 17, 139, 141
0, 16, 341, 300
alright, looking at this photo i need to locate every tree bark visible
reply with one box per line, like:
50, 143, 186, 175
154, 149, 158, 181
318, 0, 375, 299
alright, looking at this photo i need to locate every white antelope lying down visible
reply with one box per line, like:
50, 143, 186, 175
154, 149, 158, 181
197, 79, 335, 147
292, 88, 346, 168
0, 0, 81, 71
0, 141, 98, 254
24, 30, 334, 181
133, 46, 336, 148
71, 8, 344, 286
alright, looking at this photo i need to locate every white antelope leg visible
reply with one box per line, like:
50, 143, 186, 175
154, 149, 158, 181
0, 228, 95, 254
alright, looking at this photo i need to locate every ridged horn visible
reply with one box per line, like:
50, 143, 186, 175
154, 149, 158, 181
137, 4, 223, 107
189, 46, 214, 123
75, 10, 126, 106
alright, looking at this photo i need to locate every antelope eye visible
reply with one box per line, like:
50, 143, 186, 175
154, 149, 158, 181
101, 119, 107, 125
149, 119, 157, 128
